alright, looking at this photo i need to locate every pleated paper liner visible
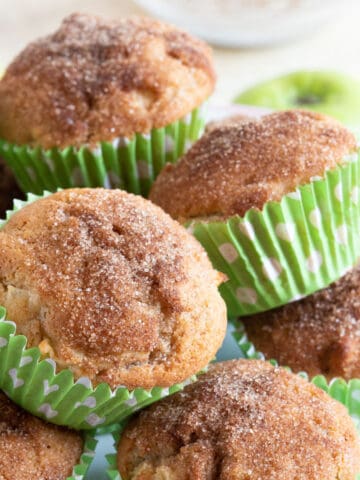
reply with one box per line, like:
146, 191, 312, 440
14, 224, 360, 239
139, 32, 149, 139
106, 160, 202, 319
189, 150, 360, 317
67, 430, 97, 480
0, 307, 200, 430
0, 105, 205, 197
0, 193, 204, 429
105, 375, 360, 480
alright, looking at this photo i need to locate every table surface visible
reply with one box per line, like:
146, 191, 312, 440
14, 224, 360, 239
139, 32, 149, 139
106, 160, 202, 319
1, 1, 360, 104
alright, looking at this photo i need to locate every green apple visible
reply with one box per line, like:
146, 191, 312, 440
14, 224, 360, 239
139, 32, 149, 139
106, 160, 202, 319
234, 71, 360, 126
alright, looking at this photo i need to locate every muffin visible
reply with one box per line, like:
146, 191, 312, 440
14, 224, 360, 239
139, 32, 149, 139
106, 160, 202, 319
0, 13, 215, 196
240, 264, 360, 380
116, 360, 360, 479
150, 109, 360, 316
0, 156, 23, 218
150, 109, 356, 222
0, 391, 86, 480
0, 188, 226, 428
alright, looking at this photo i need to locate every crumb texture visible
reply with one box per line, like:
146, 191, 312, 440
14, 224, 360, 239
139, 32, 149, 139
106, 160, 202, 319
0, 392, 83, 480
118, 360, 360, 480
0, 188, 226, 389
150, 110, 357, 220
0, 13, 215, 148
243, 265, 360, 380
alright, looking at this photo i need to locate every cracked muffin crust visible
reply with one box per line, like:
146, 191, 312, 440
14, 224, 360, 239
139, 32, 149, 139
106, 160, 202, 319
0, 188, 226, 389
149, 110, 357, 221
117, 360, 360, 480
0, 13, 215, 149
242, 264, 360, 380
0, 392, 83, 480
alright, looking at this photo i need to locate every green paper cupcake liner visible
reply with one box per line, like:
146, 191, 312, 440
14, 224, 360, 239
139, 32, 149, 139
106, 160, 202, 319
67, 430, 97, 480
0, 307, 200, 430
0, 105, 206, 197
189, 150, 360, 316
105, 375, 360, 480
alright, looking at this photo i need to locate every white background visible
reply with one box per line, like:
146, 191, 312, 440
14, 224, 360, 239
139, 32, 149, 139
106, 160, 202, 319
1, 0, 360, 104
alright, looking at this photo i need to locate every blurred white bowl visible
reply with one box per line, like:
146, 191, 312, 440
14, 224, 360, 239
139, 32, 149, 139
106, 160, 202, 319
206, 103, 270, 122
134, 0, 352, 47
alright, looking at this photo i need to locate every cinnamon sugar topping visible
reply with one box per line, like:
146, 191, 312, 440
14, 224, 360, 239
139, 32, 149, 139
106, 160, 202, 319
0, 189, 226, 389
150, 110, 357, 220
118, 360, 360, 480
0, 392, 83, 480
0, 13, 215, 148
244, 264, 360, 380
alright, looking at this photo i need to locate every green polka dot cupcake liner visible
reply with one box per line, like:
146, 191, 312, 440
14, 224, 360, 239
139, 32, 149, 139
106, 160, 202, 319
189, 150, 360, 317
67, 430, 97, 480
104, 376, 360, 480
0, 105, 205, 197
0, 306, 200, 430
0, 193, 204, 430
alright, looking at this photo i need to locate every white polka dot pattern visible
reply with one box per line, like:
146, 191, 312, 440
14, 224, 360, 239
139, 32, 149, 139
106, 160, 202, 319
309, 208, 322, 228
335, 183, 343, 201
219, 243, 239, 263
239, 221, 255, 240
275, 223, 296, 242
262, 258, 282, 280
286, 190, 301, 200
236, 287, 257, 305
335, 224, 348, 245
306, 251, 323, 273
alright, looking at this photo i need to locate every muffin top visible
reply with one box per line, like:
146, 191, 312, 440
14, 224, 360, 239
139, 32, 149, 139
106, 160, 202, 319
0, 13, 215, 149
243, 264, 360, 380
149, 110, 357, 221
0, 392, 83, 480
117, 360, 360, 480
0, 188, 226, 389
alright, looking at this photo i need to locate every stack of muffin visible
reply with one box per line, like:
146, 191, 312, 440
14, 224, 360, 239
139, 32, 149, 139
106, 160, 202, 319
0, 13, 359, 480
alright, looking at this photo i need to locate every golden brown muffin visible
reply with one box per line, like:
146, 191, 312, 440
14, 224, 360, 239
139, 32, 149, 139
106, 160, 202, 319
149, 110, 357, 221
0, 188, 226, 389
0, 13, 215, 149
117, 360, 360, 480
0, 391, 83, 480
242, 265, 360, 380
0, 157, 23, 218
